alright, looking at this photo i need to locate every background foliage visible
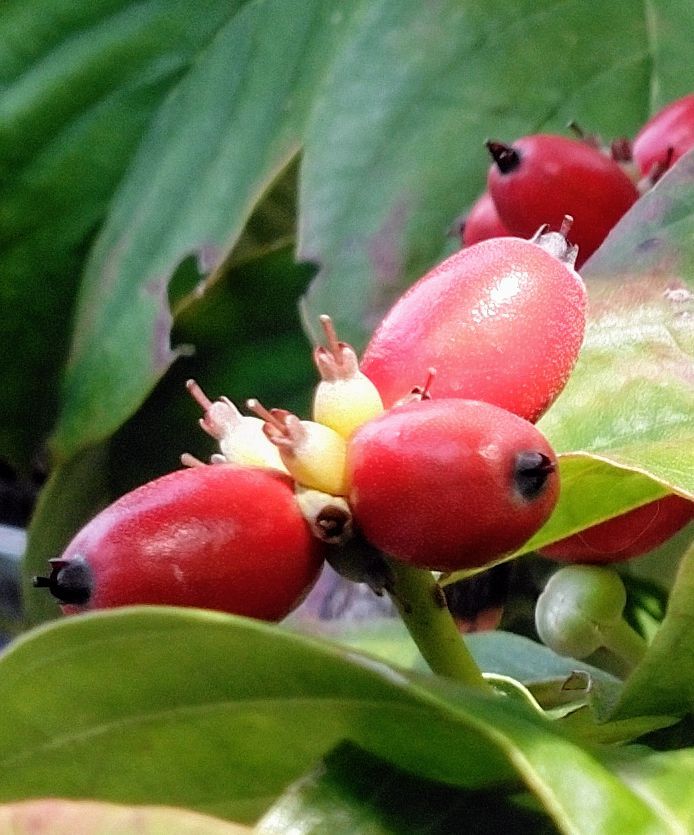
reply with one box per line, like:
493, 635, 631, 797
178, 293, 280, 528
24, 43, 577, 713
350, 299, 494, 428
0, 0, 692, 832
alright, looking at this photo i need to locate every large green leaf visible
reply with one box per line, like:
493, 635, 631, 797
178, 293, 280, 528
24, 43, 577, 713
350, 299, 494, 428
0, 0, 250, 468
50, 0, 354, 461
0, 608, 676, 832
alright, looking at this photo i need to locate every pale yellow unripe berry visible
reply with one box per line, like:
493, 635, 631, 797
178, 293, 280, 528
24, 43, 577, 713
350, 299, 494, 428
312, 315, 383, 438
247, 400, 348, 496
185, 380, 287, 472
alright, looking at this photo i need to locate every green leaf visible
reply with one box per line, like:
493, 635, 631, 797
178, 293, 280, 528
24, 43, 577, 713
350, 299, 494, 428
0, 799, 250, 835
318, 619, 618, 688
540, 153, 694, 492
257, 742, 555, 835
610, 543, 694, 719
0, 0, 251, 468
529, 152, 694, 548
0, 608, 673, 831
51, 0, 355, 461
606, 748, 694, 834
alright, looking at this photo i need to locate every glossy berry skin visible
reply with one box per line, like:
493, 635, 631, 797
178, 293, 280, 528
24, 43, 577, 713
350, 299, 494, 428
40, 465, 325, 620
540, 495, 693, 563
460, 191, 511, 247
633, 94, 694, 179
346, 399, 559, 572
487, 134, 639, 266
361, 235, 586, 422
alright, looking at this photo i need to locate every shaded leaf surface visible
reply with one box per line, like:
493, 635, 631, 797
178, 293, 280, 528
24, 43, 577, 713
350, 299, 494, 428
257, 741, 556, 835
0, 0, 250, 467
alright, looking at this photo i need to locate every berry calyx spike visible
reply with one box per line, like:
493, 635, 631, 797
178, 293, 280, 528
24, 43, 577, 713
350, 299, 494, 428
180, 452, 206, 468
311, 315, 383, 438
33, 555, 93, 606
247, 398, 348, 496
531, 215, 579, 267
485, 140, 521, 174
187, 379, 286, 471
394, 367, 437, 406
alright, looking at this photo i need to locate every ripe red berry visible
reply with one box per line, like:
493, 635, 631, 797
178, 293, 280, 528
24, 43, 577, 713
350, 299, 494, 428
361, 230, 586, 422
346, 399, 559, 572
632, 94, 694, 182
460, 191, 511, 247
486, 134, 639, 266
34, 464, 325, 620
539, 494, 693, 563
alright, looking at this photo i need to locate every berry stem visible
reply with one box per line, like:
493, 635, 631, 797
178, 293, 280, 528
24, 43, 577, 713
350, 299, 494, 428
596, 618, 648, 670
385, 558, 493, 691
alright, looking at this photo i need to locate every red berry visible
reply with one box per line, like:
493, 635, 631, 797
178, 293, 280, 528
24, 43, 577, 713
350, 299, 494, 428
460, 191, 511, 247
346, 399, 559, 572
633, 94, 694, 181
486, 134, 639, 266
34, 464, 325, 621
539, 494, 693, 563
361, 231, 586, 422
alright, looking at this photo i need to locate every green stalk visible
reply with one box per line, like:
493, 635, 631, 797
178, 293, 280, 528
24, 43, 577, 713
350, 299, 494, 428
597, 618, 648, 670
385, 557, 493, 692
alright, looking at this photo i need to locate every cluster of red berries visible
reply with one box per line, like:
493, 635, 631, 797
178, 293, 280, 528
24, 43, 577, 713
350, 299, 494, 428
36, 225, 589, 621
459, 96, 694, 561
461, 94, 694, 269
34, 97, 693, 623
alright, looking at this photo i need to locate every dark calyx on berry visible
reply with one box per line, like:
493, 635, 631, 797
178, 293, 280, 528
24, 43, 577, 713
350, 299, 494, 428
531, 216, 579, 267
486, 140, 521, 174
514, 452, 556, 501
33, 555, 93, 605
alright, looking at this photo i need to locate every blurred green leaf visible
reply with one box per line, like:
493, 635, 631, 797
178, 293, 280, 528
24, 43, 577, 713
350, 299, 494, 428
541, 153, 694, 488
531, 152, 694, 549
257, 742, 556, 835
51, 0, 354, 461
610, 543, 694, 719
0, 799, 249, 835
0, 0, 251, 469
0, 608, 676, 832
315, 619, 619, 688
108, 243, 316, 493
607, 748, 694, 833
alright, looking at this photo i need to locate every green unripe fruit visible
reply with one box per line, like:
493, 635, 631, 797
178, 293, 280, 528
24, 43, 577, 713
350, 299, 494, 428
535, 565, 627, 659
